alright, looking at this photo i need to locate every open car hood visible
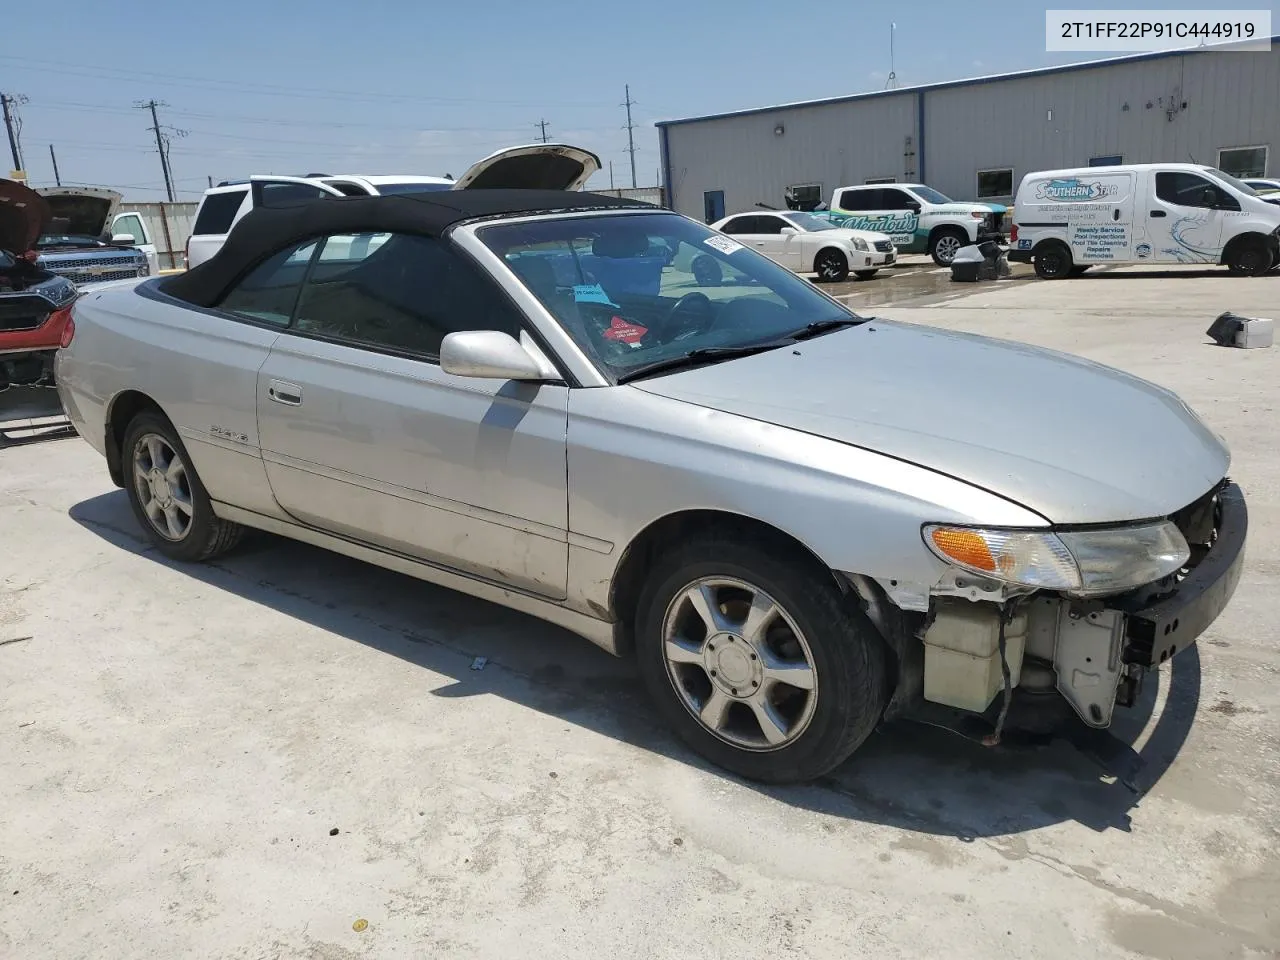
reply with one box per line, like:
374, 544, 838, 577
35, 186, 122, 238
450, 144, 600, 191
0, 179, 51, 255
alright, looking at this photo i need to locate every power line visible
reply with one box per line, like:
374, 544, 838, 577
622, 84, 637, 189
0, 56, 628, 109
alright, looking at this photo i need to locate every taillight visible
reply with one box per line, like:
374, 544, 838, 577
55, 308, 75, 348
1010, 224, 1019, 243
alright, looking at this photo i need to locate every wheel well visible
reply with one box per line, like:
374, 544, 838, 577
1032, 238, 1071, 256
608, 509, 844, 650
1220, 231, 1272, 265
816, 246, 847, 264
928, 224, 969, 246
104, 390, 165, 488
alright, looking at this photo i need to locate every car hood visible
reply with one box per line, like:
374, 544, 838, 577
36, 186, 121, 238
0, 179, 51, 255
450, 144, 601, 191
632, 321, 1229, 524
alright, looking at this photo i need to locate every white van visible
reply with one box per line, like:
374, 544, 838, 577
1009, 163, 1280, 278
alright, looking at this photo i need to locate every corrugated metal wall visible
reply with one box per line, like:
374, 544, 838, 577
664, 93, 917, 219
662, 46, 1280, 218
121, 201, 197, 269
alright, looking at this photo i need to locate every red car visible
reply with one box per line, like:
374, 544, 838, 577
1, 179, 79, 392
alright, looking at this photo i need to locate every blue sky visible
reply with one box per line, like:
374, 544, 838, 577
3, 0, 1276, 200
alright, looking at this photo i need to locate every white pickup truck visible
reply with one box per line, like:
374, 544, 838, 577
817, 183, 1007, 265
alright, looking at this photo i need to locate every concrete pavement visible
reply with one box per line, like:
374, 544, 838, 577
1, 265, 1277, 959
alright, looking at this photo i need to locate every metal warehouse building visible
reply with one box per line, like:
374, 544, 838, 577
657, 39, 1280, 222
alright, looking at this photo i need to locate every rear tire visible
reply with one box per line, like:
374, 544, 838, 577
634, 535, 889, 783
814, 249, 849, 283
122, 410, 244, 562
853, 269, 879, 281
1225, 238, 1273, 277
1033, 241, 1073, 279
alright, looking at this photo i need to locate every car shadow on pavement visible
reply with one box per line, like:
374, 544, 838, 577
70, 490, 1201, 840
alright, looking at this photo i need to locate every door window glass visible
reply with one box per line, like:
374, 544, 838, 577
193, 190, 247, 235
837, 188, 873, 210
879, 188, 916, 208
291, 233, 523, 357
718, 216, 757, 235
113, 215, 146, 244
216, 240, 319, 326
1156, 171, 1226, 209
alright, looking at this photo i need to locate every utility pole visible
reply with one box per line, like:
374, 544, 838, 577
609, 160, 615, 190
535, 119, 550, 143
207, 175, 214, 188
49, 144, 61, 186
135, 99, 187, 201
885, 22, 898, 89
2, 93, 26, 172
622, 84, 638, 188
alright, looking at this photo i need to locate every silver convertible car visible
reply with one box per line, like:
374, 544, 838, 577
55, 182, 1247, 783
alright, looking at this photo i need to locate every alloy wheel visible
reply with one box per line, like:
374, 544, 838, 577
132, 433, 195, 541
661, 577, 818, 751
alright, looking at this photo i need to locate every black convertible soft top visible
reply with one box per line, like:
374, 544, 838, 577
161, 188, 657, 307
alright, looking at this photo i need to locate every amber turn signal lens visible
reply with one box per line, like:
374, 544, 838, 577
929, 528, 997, 572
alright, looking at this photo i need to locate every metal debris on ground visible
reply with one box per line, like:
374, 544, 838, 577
1206, 311, 1275, 349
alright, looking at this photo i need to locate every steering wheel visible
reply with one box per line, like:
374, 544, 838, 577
659, 292, 716, 343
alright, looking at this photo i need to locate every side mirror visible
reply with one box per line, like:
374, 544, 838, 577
1200, 188, 1220, 208
905, 202, 922, 213
779, 226, 799, 235
440, 330, 547, 381
111, 233, 135, 244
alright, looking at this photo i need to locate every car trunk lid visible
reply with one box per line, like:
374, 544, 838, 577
450, 144, 601, 191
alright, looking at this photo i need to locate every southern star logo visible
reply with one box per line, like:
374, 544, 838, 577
1035, 178, 1117, 202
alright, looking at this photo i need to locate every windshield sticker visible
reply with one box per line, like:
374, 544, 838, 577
573, 283, 617, 306
703, 234, 744, 255
601, 316, 648, 344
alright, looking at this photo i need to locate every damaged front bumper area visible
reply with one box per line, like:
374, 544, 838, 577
904, 482, 1247, 730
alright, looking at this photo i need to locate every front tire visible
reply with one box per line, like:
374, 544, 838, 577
814, 249, 849, 282
122, 411, 244, 562
853, 269, 879, 281
929, 228, 967, 266
1225, 238, 1273, 277
634, 535, 889, 783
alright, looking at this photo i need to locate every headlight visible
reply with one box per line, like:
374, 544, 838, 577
850, 237, 868, 251
137, 261, 150, 276
923, 521, 1190, 596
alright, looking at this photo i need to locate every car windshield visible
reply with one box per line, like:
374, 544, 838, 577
1203, 168, 1258, 196
781, 212, 837, 232
372, 181, 455, 195
476, 212, 860, 381
911, 186, 953, 204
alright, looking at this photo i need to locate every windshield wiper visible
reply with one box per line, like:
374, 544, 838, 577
786, 316, 870, 341
616, 341, 792, 384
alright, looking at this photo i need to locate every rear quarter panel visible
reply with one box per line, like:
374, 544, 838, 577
58, 280, 282, 516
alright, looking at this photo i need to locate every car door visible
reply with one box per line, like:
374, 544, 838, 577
754, 215, 804, 270
718, 215, 773, 260
1148, 170, 1233, 263
111, 212, 159, 274
253, 230, 571, 599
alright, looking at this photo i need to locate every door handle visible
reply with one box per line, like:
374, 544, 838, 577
1112, 208, 1121, 221
267, 379, 303, 405
1150, 210, 1167, 217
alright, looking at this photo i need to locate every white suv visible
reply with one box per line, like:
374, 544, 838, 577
185, 145, 600, 268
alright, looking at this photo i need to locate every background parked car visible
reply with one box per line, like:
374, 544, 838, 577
711, 210, 895, 281
185, 144, 601, 268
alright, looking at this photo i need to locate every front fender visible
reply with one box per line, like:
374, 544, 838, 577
564, 386, 1047, 618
